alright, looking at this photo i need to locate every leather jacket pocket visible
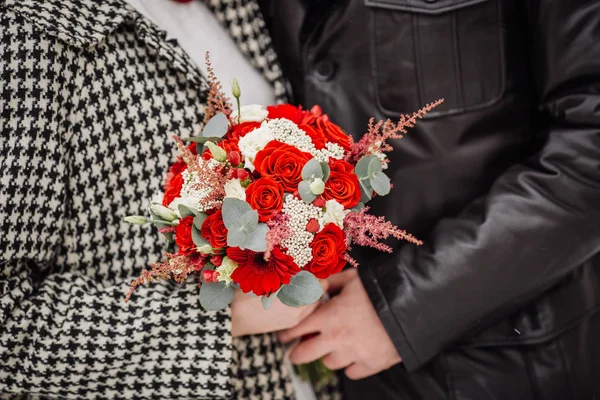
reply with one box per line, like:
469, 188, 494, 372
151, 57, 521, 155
365, 0, 505, 118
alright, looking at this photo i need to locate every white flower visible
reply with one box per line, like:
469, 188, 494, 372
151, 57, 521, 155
309, 178, 325, 195
224, 179, 246, 201
150, 203, 178, 221
231, 104, 269, 124
238, 122, 274, 162
216, 257, 238, 285
168, 196, 199, 217
320, 199, 348, 228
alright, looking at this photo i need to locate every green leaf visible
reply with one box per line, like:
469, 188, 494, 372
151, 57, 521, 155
320, 162, 331, 182
193, 213, 208, 229
222, 198, 253, 229
367, 156, 382, 178
239, 210, 259, 233
202, 112, 229, 138
183, 136, 224, 144
227, 229, 248, 248
302, 158, 324, 181
298, 181, 317, 204
355, 155, 379, 180
277, 271, 323, 307
242, 223, 268, 252
192, 225, 209, 247
350, 202, 366, 212
358, 178, 373, 203
370, 171, 391, 196
178, 204, 197, 218
261, 294, 273, 310
199, 281, 235, 311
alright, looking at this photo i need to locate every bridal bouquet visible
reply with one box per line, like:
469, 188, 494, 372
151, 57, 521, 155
125, 63, 441, 310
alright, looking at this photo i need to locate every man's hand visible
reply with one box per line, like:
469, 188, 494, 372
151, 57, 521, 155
278, 269, 402, 380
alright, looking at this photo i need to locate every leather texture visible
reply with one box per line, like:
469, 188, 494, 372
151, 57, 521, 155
262, 0, 600, 398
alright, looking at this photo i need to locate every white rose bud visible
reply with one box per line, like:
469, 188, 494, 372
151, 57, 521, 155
231, 104, 269, 124
124, 215, 147, 225
197, 244, 214, 254
309, 178, 325, 195
205, 141, 227, 162
215, 256, 238, 285
224, 179, 246, 201
150, 203, 178, 222
168, 196, 199, 218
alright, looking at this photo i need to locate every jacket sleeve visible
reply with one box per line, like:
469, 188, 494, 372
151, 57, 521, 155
0, 14, 232, 399
360, 0, 600, 372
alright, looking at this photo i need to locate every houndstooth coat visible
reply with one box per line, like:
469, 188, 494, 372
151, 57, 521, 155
0, 0, 338, 399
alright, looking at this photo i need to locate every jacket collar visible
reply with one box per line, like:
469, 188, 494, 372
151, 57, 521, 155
1, 0, 289, 101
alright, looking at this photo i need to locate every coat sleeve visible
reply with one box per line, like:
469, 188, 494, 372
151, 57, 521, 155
359, 0, 600, 372
0, 13, 232, 399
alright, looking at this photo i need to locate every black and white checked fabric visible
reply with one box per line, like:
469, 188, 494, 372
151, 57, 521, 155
0, 0, 297, 398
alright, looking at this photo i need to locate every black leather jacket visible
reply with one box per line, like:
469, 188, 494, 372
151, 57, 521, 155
262, 0, 600, 398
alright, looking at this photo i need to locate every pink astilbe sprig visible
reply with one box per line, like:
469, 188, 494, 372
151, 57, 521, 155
204, 52, 232, 123
346, 99, 444, 164
265, 213, 293, 259
344, 207, 423, 255
125, 253, 204, 302
173, 136, 228, 210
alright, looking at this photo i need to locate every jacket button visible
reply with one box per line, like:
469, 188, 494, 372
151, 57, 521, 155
314, 60, 336, 81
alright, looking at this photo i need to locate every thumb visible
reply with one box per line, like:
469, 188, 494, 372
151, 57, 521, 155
326, 268, 358, 295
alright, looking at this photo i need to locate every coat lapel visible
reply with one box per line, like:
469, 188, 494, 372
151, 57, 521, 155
204, 0, 290, 103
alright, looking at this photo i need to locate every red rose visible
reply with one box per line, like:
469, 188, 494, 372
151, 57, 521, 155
267, 104, 305, 124
227, 246, 300, 296
323, 159, 361, 208
163, 171, 184, 207
299, 124, 326, 150
254, 141, 312, 193
245, 177, 284, 222
175, 216, 196, 255
201, 209, 228, 248
162, 145, 195, 206
316, 116, 352, 152
228, 121, 260, 141
202, 138, 241, 161
305, 223, 347, 279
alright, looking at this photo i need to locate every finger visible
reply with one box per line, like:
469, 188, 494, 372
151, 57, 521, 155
278, 303, 329, 343
344, 363, 375, 381
289, 335, 332, 365
322, 351, 354, 371
326, 268, 358, 295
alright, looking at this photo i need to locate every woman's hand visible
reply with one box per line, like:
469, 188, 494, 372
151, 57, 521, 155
231, 286, 325, 337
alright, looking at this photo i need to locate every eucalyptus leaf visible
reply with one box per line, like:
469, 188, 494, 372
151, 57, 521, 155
183, 136, 224, 144
242, 223, 268, 252
202, 112, 229, 138
199, 281, 235, 311
367, 156, 383, 178
222, 198, 253, 230
239, 210, 259, 233
298, 180, 317, 204
227, 229, 247, 248
350, 202, 366, 212
192, 225, 209, 247
277, 271, 323, 307
370, 171, 391, 196
359, 178, 373, 203
355, 155, 379, 180
302, 158, 324, 180
178, 204, 197, 218
320, 162, 331, 182
261, 295, 273, 310
193, 213, 208, 230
